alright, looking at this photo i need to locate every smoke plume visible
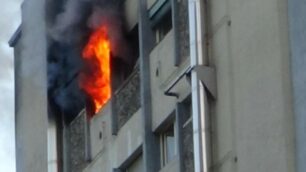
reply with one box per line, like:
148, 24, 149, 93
46, 0, 132, 122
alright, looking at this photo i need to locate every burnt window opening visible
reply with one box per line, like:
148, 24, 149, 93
111, 25, 141, 132
80, 21, 140, 117
126, 25, 140, 62
111, 25, 140, 91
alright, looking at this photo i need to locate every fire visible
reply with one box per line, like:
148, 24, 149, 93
80, 26, 111, 115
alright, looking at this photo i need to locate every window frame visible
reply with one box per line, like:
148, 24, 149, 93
158, 119, 178, 167
149, 0, 173, 44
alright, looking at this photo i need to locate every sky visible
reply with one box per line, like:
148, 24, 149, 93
0, 0, 22, 171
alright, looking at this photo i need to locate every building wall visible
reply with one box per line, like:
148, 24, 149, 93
77, 0, 297, 171
14, 0, 49, 171
83, 106, 143, 172
12, 0, 300, 171
210, 0, 295, 171
288, 0, 306, 171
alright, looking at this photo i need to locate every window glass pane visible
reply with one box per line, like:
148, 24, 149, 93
165, 124, 175, 163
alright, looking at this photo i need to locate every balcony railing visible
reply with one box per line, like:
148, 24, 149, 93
113, 66, 141, 130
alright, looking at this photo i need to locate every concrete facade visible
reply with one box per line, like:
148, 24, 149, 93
12, 0, 49, 171
83, 104, 144, 172
210, 0, 295, 171
10, 0, 305, 172
288, 0, 306, 171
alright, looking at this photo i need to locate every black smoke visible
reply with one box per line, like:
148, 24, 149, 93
46, 0, 133, 123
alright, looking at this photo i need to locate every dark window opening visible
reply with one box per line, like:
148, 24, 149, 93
111, 25, 139, 91
112, 25, 141, 131
153, 9, 172, 43
126, 25, 140, 63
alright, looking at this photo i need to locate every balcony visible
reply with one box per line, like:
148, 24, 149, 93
113, 66, 141, 130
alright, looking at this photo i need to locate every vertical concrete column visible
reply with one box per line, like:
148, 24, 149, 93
288, 0, 306, 171
175, 103, 184, 172
138, 0, 161, 171
15, 0, 48, 171
171, 0, 180, 66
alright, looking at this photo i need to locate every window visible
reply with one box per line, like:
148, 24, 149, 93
149, 0, 173, 43
160, 123, 177, 166
154, 9, 172, 43
111, 25, 139, 90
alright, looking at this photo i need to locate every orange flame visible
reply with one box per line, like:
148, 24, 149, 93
80, 26, 111, 114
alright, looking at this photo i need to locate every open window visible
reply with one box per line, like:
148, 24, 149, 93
111, 25, 139, 91
111, 25, 141, 133
160, 122, 176, 166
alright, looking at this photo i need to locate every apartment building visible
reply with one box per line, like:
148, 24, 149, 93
9, 0, 306, 171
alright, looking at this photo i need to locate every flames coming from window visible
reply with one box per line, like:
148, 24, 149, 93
80, 26, 111, 115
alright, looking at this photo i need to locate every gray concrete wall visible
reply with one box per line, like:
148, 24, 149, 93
84, 108, 143, 172
149, 29, 191, 131
89, 103, 112, 160
210, 0, 295, 171
149, 30, 177, 130
15, 0, 48, 171
159, 158, 179, 172
288, 0, 306, 171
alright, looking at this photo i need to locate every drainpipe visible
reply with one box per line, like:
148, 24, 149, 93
188, 0, 213, 172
